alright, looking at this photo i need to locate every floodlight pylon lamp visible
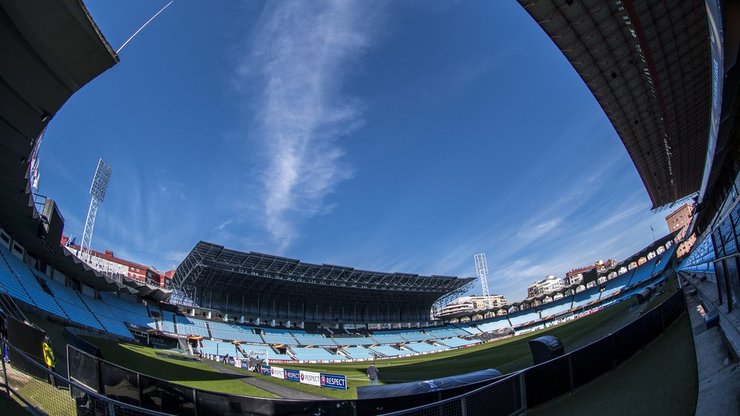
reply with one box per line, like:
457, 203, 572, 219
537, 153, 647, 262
80, 159, 112, 261
474, 253, 491, 308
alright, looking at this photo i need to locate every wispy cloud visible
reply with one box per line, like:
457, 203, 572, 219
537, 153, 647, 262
236, 1, 384, 251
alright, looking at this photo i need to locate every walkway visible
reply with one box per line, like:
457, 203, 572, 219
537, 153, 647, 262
681, 273, 739, 416
201, 360, 329, 400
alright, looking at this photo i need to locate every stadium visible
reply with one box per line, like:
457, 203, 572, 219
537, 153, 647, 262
0, 0, 738, 415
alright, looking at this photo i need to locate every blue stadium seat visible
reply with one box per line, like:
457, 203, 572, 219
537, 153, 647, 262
331, 336, 376, 346
78, 295, 133, 339
439, 337, 476, 348
370, 332, 406, 344
293, 333, 337, 346
369, 344, 413, 358
99, 292, 155, 328
291, 347, 345, 362
208, 321, 265, 344
572, 288, 601, 309
405, 342, 447, 354
476, 317, 511, 332
45, 279, 104, 330
539, 296, 574, 319
507, 310, 539, 327
342, 346, 376, 359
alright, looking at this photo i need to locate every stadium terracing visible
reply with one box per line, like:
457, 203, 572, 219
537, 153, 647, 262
0, 0, 739, 414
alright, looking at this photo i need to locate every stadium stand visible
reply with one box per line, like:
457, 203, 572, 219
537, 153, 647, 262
161, 311, 176, 333
293, 332, 337, 346
399, 331, 435, 342
290, 347, 346, 362
405, 342, 447, 354
200, 339, 239, 357
475, 317, 511, 332
331, 336, 376, 346
369, 332, 406, 344
439, 337, 476, 348
539, 296, 574, 319
0, 247, 68, 319
207, 321, 264, 343
99, 292, 155, 329
176, 322, 209, 337
45, 278, 105, 331
369, 344, 414, 358
425, 328, 462, 339
174, 314, 210, 337
507, 309, 539, 327
0, 259, 36, 306
261, 331, 299, 345
342, 346, 376, 360
78, 294, 133, 339
571, 288, 601, 309
456, 325, 483, 335
599, 272, 634, 300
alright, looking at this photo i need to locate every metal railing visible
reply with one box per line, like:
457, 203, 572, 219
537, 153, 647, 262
379, 290, 687, 415
0, 338, 170, 416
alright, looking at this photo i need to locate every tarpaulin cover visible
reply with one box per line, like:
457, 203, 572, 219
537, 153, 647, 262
356, 368, 501, 399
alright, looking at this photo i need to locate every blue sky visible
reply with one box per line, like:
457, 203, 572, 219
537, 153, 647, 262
40, 0, 670, 301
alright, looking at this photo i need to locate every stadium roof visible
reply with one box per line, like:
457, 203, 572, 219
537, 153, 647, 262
518, 0, 713, 208
0, 2, 169, 299
175, 241, 474, 294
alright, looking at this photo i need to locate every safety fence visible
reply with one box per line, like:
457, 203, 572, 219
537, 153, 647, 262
0, 339, 171, 416
0, 290, 687, 416
379, 289, 687, 415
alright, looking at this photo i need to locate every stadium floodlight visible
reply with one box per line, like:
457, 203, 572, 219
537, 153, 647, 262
474, 253, 491, 309
80, 159, 112, 262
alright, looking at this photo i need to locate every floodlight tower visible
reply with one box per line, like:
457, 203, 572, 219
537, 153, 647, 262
80, 159, 112, 262
474, 253, 491, 309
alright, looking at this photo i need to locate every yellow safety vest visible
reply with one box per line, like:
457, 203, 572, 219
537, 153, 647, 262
42, 342, 55, 368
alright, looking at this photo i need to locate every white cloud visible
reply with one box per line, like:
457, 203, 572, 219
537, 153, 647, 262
236, 1, 384, 251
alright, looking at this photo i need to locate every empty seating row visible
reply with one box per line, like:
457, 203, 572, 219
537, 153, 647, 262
331, 336, 376, 346
342, 346, 376, 359
99, 292, 155, 328
399, 331, 434, 342
176, 322, 209, 337
200, 339, 239, 356
369, 345, 414, 358
207, 321, 264, 343
45, 278, 105, 331
539, 298, 574, 319
439, 337, 475, 348
424, 328, 461, 338
293, 333, 337, 346
369, 333, 406, 344
291, 347, 345, 362
405, 342, 447, 354
79, 294, 134, 339
261, 332, 298, 345
0, 248, 68, 319
475, 317, 511, 332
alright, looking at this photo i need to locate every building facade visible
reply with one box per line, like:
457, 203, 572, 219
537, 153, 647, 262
61, 236, 166, 286
436, 294, 508, 317
527, 275, 565, 298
